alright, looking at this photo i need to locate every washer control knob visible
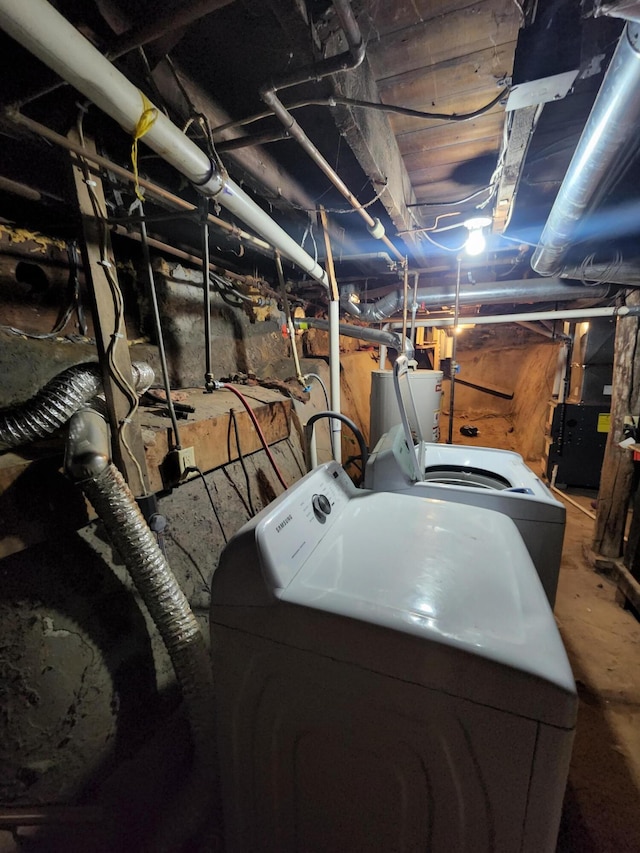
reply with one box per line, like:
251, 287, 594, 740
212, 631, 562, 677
312, 493, 332, 521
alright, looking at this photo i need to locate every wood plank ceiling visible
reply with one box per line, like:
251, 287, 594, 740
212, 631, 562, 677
360, 0, 521, 226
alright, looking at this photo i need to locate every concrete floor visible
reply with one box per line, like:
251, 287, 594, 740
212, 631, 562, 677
554, 490, 640, 852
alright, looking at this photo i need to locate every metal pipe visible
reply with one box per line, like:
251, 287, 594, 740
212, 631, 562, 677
294, 316, 414, 359
448, 257, 462, 444
410, 272, 420, 345
531, 22, 640, 275
0, 0, 328, 287
8, 111, 274, 258
138, 215, 183, 448
328, 301, 342, 463
259, 0, 405, 264
341, 278, 613, 323
200, 201, 216, 392
275, 253, 304, 383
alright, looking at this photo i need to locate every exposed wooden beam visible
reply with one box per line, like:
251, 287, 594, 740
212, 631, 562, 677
593, 289, 640, 557
69, 133, 150, 497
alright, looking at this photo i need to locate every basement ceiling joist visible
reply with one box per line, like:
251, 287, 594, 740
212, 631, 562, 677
316, 0, 521, 265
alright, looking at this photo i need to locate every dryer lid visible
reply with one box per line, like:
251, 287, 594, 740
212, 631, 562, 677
280, 491, 576, 727
212, 464, 576, 727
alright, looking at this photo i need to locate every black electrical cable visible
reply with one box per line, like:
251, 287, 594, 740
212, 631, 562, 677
212, 89, 509, 135
305, 411, 368, 472
187, 465, 228, 544
229, 408, 256, 516
406, 185, 494, 208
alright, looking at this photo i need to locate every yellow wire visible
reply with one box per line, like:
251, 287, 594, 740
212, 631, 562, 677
131, 92, 158, 201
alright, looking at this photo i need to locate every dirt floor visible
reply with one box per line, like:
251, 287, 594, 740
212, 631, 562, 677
554, 489, 640, 852
439, 409, 640, 851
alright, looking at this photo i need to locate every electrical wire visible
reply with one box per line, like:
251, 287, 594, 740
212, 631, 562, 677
578, 250, 624, 286
288, 180, 388, 215
304, 411, 369, 472
1, 241, 85, 340
186, 465, 228, 544
75, 111, 147, 491
407, 185, 495, 208
211, 89, 509, 135
419, 231, 467, 253
304, 373, 330, 408
222, 384, 289, 490
229, 408, 256, 516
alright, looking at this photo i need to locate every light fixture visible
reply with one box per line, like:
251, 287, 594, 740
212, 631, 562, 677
463, 216, 492, 256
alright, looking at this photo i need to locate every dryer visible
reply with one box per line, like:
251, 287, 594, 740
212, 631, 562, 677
364, 355, 565, 606
211, 462, 577, 853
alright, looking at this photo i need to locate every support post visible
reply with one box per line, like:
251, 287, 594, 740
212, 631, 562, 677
69, 132, 150, 496
593, 290, 640, 557
318, 206, 341, 463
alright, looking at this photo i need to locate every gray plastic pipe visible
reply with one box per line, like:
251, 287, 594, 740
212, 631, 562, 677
0, 0, 328, 288
65, 410, 219, 852
531, 22, 640, 275
294, 316, 414, 360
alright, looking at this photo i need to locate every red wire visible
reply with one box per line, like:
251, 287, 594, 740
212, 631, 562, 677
223, 384, 289, 491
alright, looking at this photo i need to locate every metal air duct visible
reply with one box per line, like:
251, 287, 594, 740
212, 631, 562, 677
531, 22, 640, 276
341, 278, 612, 323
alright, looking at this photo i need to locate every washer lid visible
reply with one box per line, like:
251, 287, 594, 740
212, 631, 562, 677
393, 354, 425, 480
279, 491, 575, 726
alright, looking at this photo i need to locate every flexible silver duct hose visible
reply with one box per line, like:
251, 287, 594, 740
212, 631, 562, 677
0, 361, 155, 449
81, 462, 219, 852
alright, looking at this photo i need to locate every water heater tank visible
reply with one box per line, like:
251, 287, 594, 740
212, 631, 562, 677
370, 368, 442, 448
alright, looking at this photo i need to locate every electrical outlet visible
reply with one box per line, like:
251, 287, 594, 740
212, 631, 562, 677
176, 446, 196, 477
164, 446, 197, 485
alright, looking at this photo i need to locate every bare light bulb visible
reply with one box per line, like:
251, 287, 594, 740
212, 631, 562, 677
464, 228, 486, 256
463, 216, 491, 257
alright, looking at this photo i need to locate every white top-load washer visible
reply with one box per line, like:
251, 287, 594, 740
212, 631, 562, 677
364, 355, 566, 606
211, 462, 577, 853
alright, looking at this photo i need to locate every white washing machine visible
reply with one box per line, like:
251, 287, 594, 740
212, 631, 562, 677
364, 355, 566, 606
210, 462, 577, 853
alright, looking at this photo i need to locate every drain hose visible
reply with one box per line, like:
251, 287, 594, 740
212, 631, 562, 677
81, 461, 220, 852
0, 361, 155, 449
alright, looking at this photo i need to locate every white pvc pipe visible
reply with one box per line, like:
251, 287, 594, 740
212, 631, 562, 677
0, 0, 328, 288
380, 305, 632, 368
387, 305, 634, 331
329, 300, 342, 464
